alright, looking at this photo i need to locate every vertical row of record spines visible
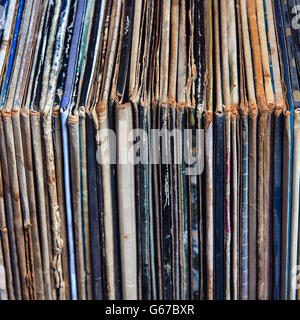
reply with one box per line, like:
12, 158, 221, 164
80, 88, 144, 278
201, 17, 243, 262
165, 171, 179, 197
212, 2, 224, 300
219, 0, 231, 298
152, 0, 164, 300
94, 0, 110, 298
260, 0, 276, 300
0, 141, 15, 300
110, 0, 125, 301
1, 0, 32, 300
147, 1, 157, 300
0, 0, 299, 301
168, 0, 179, 300
229, 0, 239, 301
249, 0, 270, 300
143, 1, 157, 300
19, 0, 47, 301
0, 108, 23, 300
282, 0, 300, 300
237, 0, 249, 301
99, 3, 122, 297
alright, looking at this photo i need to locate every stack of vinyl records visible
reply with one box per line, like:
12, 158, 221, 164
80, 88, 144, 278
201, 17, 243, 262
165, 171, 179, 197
0, 0, 299, 301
